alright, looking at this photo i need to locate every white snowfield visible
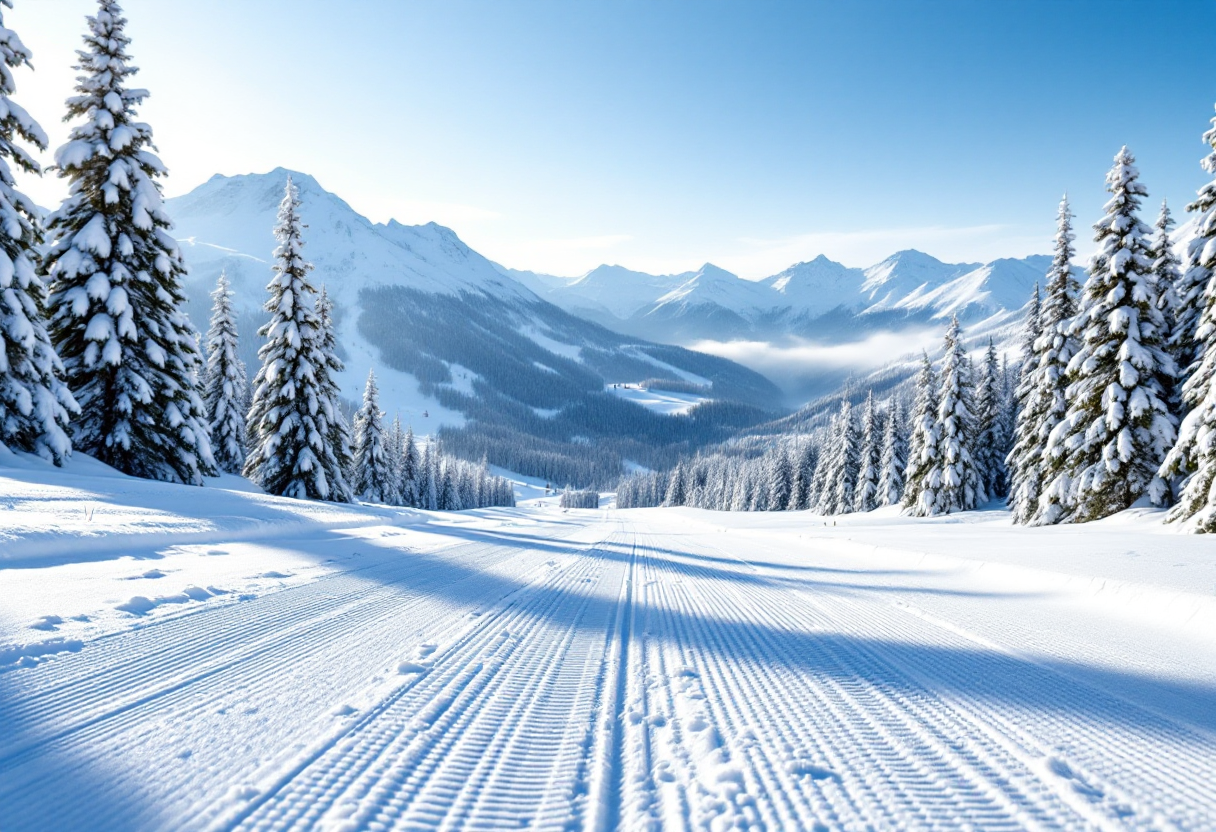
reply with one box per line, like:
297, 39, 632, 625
606, 383, 711, 416
1, 455, 1215, 831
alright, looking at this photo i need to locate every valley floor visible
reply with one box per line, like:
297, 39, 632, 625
1, 457, 1214, 830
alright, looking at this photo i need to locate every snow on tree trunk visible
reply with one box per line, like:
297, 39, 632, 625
902, 352, 939, 512
45, 1, 213, 484
352, 369, 392, 503
244, 178, 349, 501
1160, 107, 1216, 532
0, 3, 76, 464
915, 316, 981, 516
202, 271, 247, 474
854, 391, 880, 512
877, 396, 906, 507
1045, 147, 1176, 523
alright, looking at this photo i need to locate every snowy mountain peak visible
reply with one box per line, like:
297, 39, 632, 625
860, 248, 980, 308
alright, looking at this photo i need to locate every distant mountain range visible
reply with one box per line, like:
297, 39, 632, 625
501, 249, 1051, 345
166, 169, 783, 486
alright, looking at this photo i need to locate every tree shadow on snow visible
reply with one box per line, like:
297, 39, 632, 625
1, 518, 1213, 830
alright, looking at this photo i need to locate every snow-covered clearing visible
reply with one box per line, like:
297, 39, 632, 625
1, 460, 1214, 830
607, 383, 710, 415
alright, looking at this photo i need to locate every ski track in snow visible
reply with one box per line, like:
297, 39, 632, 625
1, 511, 1214, 831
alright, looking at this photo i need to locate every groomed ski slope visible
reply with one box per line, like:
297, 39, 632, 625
1, 457, 1215, 830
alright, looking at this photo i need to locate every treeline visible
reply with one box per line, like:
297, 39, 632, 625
559, 489, 600, 509
438, 396, 777, 488
624, 129, 1216, 535
619, 321, 1016, 514
639, 378, 711, 395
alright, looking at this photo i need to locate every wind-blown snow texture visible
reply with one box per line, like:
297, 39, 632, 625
1, 453, 1213, 830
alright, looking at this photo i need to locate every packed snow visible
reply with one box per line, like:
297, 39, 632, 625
606, 382, 711, 415
1, 453, 1213, 831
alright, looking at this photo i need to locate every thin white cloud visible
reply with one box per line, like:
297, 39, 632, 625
691, 330, 942, 378
528, 234, 634, 251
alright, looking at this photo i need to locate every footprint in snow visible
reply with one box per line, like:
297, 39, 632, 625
29, 615, 63, 632
1046, 756, 1104, 800
258, 571, 292, 579
334, 704, 358, 717
788, 760, 839, 781
398, 661, 430, 674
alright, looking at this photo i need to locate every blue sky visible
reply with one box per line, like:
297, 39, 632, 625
12, 0, 1216, 277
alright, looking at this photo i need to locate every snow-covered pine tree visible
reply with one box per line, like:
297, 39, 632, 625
1044, 148, 1176, 523
1171, 119, 1216, 389
902, 352, 939, 512
1018, 283, 1043, 390
664, 460, 687, 506
352, 369, 393, 503
1159, 106, 1216, 532
1008, 202, 1078, 523
202, 271, 247, 474
385, 413, 405, 505
400, 424, 419, 507
437, 457, 457, 510
1161, 276, 1216, 531
1030, 198, 1085, 523
999, 352, 1018, 471
316, 287, 354, 502
877, 397, 906, 506
0, 4, 76, 464
418, 438, 437, 510
915, 316, 981, 516
1151, 200, 1182, 356
818, 399, 858, 514
767, 447, 793, 510
45, 1, 213, 483
1150, 200, 1184, 424
974, 339, 1007, 500
244, 179, 349, 501
729, 468, 750, 512
790, 441, 817, 511
854, 390, 880, 512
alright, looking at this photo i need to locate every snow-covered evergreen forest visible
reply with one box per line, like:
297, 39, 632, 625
0, 0, 1214, 532
0, 1, 512, 511
622, 141, 1216, 534
4, 3, 1216, 830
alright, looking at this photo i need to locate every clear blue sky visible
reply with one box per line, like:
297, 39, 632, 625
12, 0, 1216, 277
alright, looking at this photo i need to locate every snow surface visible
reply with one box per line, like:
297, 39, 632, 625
607, 383, 710, 415
1, 456, 1214, 830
